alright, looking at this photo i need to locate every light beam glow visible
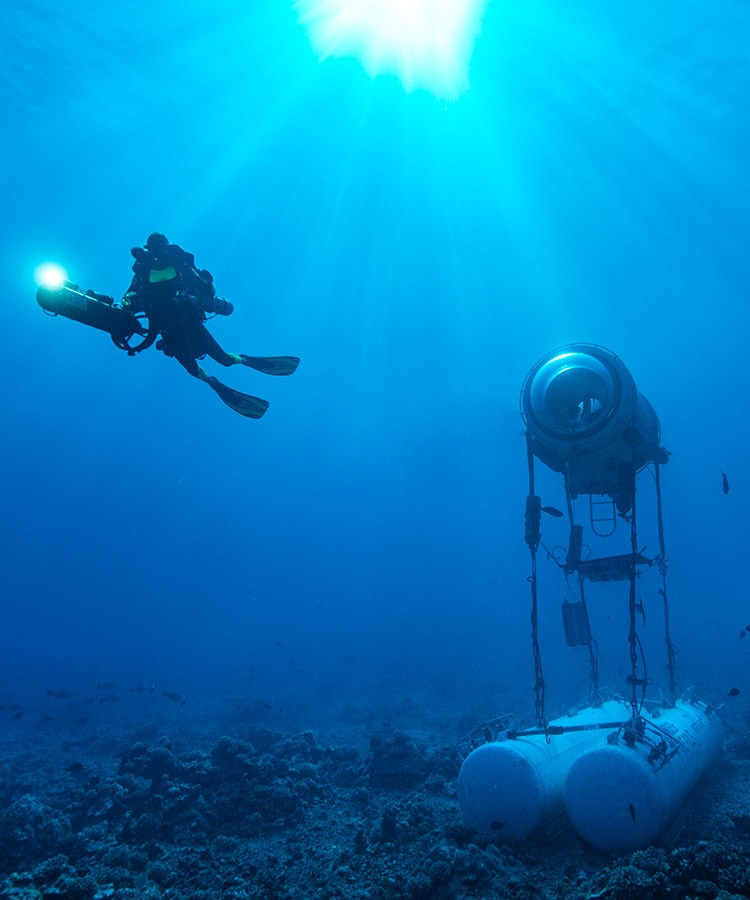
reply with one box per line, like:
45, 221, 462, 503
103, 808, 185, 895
295, 0, 488, 98
34, 262, 68, 289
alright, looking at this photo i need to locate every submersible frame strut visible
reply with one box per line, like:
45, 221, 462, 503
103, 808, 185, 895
519, 343, 675, 727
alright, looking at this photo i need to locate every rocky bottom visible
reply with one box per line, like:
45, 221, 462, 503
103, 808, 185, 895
1, 699, 749, 900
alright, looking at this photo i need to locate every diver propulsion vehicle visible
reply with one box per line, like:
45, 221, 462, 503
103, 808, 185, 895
36, 280, 235, 355
458, 344, 722, 850
36, 281, 153, 354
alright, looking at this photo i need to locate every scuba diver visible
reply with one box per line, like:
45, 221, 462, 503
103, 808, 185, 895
121, 232, 299, 418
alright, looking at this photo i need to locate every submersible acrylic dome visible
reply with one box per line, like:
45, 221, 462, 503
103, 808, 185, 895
521, 344, 638, 455
520, 344, 665, 496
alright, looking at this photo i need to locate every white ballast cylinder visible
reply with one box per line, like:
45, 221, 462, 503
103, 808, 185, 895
457, 700, 630, 841
564, 699, 723, 852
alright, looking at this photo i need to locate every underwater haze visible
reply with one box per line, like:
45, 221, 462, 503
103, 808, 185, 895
2, 0, 750, 789
0, 0, 750, 728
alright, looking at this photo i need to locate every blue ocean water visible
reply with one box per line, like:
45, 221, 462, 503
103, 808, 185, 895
1, 0, 749, 742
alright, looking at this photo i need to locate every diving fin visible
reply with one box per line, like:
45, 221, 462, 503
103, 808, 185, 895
240, 355, 300, 376
207, 377, 269, 419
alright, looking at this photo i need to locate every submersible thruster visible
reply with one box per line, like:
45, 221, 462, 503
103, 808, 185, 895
457, 344, 722, 849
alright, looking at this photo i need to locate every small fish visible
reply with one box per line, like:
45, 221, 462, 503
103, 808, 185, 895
163, 691, 186, 705
46, 690, 71, 700
98, 695, 120, 704
96, 682, 115, 690
629, 803, 636, 823
727, 688, 740, 697
65, 762, 84, 772
541, 506, 564, 518
741, 630, 747, 639
722, 472, 730, 495
10, 711, 24, 720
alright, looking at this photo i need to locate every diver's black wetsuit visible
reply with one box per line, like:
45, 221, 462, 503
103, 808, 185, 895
121, 232, 296, 419
142, 282, 236, 377
124, 233, 236, 379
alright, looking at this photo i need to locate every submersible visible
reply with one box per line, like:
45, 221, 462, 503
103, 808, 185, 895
458, 344, 722, 849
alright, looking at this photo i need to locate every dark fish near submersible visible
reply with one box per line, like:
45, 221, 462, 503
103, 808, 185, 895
163, 692, 186, 705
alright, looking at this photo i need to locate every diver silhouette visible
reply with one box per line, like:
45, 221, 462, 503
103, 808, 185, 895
123, 233, 299, 418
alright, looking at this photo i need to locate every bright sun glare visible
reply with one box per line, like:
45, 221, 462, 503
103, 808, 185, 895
294, 0, 488, 98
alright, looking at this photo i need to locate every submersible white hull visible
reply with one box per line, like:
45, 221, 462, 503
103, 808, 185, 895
457, 700, 630, 841
564, 699, 723, 852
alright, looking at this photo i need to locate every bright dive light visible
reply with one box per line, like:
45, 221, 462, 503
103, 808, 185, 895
295, 0, 488, 98
35, 262, 68, 289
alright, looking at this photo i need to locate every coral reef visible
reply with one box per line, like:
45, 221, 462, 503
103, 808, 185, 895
0, 709, 748, 899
